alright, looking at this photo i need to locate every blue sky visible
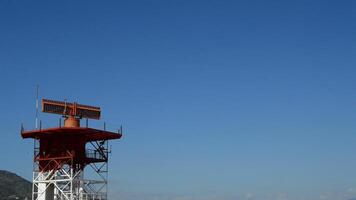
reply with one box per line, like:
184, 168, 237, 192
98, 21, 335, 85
0, 1, 355, 200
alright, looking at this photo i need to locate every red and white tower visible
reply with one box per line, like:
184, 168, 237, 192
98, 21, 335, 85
21, 99, 122, 200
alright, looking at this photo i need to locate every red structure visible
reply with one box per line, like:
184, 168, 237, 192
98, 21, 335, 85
21, 99, 122, 200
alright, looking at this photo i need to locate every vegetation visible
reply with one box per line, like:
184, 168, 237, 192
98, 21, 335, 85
0, 170, 31, 200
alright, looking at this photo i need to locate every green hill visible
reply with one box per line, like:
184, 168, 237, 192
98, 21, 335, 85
0, 170, 31, 200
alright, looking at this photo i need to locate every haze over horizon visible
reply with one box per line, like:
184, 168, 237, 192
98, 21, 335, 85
0, 1, 355, 200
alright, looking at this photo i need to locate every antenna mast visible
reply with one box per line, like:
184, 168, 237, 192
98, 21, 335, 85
35, 84, 39, 129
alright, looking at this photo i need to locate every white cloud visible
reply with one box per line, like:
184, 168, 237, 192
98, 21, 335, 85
245, 192, 255, 200
108, 187, 356, 200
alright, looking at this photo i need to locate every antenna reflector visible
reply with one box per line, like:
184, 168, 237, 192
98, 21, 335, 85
42, 99, 101, 120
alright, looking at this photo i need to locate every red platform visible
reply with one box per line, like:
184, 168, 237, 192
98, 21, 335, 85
22, 127, 122, 171
21, 127, 122, 141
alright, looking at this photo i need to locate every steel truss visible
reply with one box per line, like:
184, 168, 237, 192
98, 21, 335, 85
32, 139, 109, 200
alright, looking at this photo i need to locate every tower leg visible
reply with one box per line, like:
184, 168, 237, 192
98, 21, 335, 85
34, 172, 55, 200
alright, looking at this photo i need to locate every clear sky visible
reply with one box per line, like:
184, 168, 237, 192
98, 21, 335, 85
0, 1, 355, 200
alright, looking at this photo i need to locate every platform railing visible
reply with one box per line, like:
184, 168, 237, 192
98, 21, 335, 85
85, 149, 108, 161
21, 121, 123, 135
